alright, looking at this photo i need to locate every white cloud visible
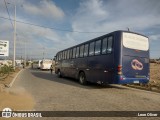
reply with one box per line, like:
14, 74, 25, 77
0, 20, 13, 33
1, 0, 160, 59
15, 18, 80, 58
64, 0, 160, 59
149, 34, 160, 41
23, 0, 64, 20
69, 0, 160, 42
72, 0, 109, 32
0, 18, 60, 58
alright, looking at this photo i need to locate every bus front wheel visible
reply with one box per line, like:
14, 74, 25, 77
58, 70, 62, 78
79, 72, 87, 85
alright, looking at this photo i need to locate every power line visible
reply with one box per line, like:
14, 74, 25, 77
3, 0, 14, 29
0, 16, 106, 33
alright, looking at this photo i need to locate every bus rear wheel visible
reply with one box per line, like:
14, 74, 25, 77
79, 72, 87, 85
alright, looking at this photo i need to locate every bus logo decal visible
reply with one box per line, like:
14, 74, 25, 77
131, 59, 143, 70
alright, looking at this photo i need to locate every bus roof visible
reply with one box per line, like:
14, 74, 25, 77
57, 30, 148, 55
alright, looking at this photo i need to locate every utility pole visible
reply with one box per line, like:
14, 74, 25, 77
24, 39, 26, 67
13, 2, 16, 70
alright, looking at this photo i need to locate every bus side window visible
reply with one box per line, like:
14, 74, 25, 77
107, 36, 113, 53
63, 51, 66, 60
61, 52, 63, 60
56, 56, 58, 61
89, 42, 94, 56
95, 40, 101, 55
70, 49, 73, 59
80, 45, 84, 57
65, 51, 67, 60
76, 47, 79, 58
60, 52, 62, 60
62, 52, 64, 59
102, 37, 107, 54
65, 51, 67, 59
84, 44, 89, 57
89, 42, 95, 56
61, 52, 62, 60
67, 50, 70, 59
58, 53, 60, 60
56, 54, 59, 60
72, 47, 76, 58
58, 54, 60, 60
63, 51, 65, 60
59, 53, 61, 60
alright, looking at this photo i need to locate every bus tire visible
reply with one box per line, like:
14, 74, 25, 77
79, 72, 87, 85
58, 70, 62, 78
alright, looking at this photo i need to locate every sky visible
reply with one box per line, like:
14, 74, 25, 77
0, 0, 160, 60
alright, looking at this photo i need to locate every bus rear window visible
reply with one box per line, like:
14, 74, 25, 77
123, 32, 149, 51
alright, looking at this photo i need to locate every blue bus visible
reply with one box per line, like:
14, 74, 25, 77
55, 30, 149, 85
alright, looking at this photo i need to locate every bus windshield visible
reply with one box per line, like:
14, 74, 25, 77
123, 32, 149, 51
43, 60, 52, 64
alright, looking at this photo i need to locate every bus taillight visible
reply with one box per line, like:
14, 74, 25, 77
117, 65, 122, 75
120, 76, 124, 80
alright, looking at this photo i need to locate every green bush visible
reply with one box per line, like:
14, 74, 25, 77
0, 65, 14, 75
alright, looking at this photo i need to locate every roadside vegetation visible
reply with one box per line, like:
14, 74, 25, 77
0, 65, 20, 91
0, 65, 14, 79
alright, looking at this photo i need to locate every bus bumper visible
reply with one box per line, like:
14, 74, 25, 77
114, 75, 149, 84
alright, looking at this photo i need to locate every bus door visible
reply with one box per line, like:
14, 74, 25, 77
68, 60, 77, 78
87, 55, 114, 84
68, 58, 88, 78
101, 36, 114, 84
87, 36, 114, 84
122, 32, 149, 82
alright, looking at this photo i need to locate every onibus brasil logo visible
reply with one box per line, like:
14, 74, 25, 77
1, 108, 42, 118
2, 108, 12, 118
